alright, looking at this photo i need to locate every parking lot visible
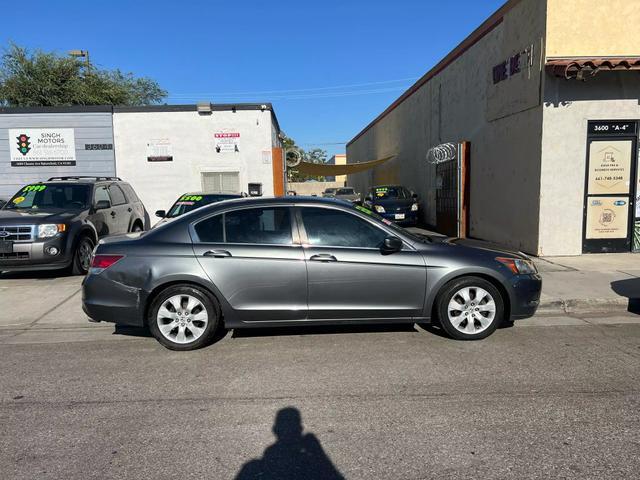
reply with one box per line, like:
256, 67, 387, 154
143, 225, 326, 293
1, 271, 640, 479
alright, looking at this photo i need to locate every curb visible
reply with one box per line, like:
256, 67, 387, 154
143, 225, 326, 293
537, 297, 631, 316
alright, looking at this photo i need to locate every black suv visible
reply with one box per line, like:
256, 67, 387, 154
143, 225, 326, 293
0, 176, 149, 274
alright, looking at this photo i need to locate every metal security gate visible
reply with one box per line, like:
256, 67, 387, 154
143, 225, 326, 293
429, 142, 470, 237
201, 172, 240, 194
582, 121, 638, 253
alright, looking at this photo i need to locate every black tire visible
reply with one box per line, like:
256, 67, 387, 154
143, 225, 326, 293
148, 284, 219, 351
131, 222, 143, 233
435, 276, 504, 341
71, 235, 95, 275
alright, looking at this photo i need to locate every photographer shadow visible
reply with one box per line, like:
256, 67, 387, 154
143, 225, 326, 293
610, 278, 640, 314
235, 407, 345, 480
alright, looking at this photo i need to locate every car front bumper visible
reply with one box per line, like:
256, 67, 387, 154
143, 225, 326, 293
509, 274, 542, 320
0, 237, 73, 271
380, 211, 418, 226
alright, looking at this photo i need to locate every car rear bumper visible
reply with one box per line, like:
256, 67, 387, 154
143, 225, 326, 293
82, 271, 146, 326
509, 274, 542, 320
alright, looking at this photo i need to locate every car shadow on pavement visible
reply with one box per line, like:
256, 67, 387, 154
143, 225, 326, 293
0, 269, 72, 280
232, 323, 417, 339
235, 407, 345, 480
610, 278, 640, 314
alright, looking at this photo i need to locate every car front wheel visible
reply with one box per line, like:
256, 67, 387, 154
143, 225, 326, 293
436, 276, 504, 340
148, 285, 219, 350
71, 235, 95, 275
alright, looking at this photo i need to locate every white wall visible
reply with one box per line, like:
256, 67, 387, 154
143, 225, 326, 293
539, 73, 640, 256
113, 109, 276, 220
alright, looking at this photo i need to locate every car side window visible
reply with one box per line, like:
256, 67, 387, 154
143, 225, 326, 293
194, 207, 293, 245
94, 186, 111, 205
300, 207, 387, 248
108, 185, 127, 205
195, 214, 223, 242
121, 184, 139, 203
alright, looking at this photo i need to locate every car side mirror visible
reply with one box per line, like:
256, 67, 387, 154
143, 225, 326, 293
411, 192, 418, 199
381, 236, 403, 254
95, 199, 111, 210
155, 209, 166, 218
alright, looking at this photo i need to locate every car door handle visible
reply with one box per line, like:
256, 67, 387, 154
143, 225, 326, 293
309, 254, 337, 262
110, 211, 116, 217
127, 207, 132, 212
203, 250, 232, 258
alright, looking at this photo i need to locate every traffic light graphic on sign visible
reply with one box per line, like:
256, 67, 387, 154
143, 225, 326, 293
16, 134, 31, 156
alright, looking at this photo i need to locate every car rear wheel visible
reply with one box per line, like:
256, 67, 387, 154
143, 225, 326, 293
131, 222, 143, 233
71, 235, 95, 275
436, 276, 504, 340
148, 285, 219, 350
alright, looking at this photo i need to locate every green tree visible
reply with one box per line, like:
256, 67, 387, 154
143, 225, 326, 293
283, 136, 329, 182
0, 43, 166, 107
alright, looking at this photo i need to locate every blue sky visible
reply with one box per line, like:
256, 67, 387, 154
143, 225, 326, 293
1, 0, 505, 157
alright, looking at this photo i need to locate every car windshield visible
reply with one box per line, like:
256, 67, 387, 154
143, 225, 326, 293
351, 204, 429, 243
336, 188, 355, 195
167, 194, 239, 218
5, 184, 90, 210
373, 186, 410, 199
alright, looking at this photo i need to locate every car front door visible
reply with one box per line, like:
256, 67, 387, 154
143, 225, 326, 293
191, 206, 308, 322
298, 206, 426, 320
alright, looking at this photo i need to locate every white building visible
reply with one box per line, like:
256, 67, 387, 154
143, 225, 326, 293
0, 103, 284, 220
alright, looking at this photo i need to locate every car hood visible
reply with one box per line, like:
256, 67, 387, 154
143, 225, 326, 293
434, 236, 530, 260
0, 208, 81, 225
374, 198, 415, 209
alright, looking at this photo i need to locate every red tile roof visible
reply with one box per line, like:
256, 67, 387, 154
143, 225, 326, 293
546, 57, 640, 80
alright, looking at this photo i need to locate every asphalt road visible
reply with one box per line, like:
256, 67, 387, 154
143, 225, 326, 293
2, 307, 640, 479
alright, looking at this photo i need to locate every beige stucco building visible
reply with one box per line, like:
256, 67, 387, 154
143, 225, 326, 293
347, 0, 640, 256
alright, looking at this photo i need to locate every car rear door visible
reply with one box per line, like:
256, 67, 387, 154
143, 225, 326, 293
191, 205, 308, 322
298, 206, 426, 320
107, 184, 130, 233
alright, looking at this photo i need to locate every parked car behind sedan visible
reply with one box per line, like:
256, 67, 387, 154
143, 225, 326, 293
0, 176, 148, 274
155, 192, 244, 220
83, 197, 541, 351
363, 185, 419, 226
332, 187, 361, 204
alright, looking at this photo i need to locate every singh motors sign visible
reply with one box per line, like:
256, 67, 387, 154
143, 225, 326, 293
9, 128, 76, 167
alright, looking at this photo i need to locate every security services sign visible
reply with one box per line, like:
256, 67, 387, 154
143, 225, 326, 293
9, 128, 76, 167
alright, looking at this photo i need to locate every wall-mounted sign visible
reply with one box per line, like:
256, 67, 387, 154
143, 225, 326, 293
585, 196, 629, 239
214, 132, 240, 153
588, 121, 637, 136
587, 140, 632, 195
492, 44, 534, 85
85, 143, 113, 150
9, 128, 76, 167
146, 138, 173, 162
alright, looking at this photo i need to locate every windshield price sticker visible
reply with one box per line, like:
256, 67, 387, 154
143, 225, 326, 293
355, 205, 374, 216
22, 185, 46, 192
12, 196, 26, 204
180, 195, 202, 202
176, 201, 195, 206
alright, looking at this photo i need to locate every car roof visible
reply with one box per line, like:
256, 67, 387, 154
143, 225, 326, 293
180, 192, 242, 196
193, 195, 351, 212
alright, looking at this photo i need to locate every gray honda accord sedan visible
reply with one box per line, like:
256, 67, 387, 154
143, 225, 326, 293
82, 197, 541, 350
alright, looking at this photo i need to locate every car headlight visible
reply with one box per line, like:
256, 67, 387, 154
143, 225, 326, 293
411, 203, 418, 211
374, 205, 385, 213
37, 224, 66, 238
496, 257, 537, 274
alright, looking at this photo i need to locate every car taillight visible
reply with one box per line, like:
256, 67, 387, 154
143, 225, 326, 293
91, 254, 124, 269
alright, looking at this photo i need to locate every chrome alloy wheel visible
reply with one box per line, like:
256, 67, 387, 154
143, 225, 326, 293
447, 286, 496, 335
78, 239, 93, 271
156, 294, 209, 344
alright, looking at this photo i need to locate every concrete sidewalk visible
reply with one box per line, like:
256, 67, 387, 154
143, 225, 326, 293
533, 253, 640, 316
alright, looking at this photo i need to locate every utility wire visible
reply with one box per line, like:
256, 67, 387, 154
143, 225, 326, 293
167, 77, 417, 100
